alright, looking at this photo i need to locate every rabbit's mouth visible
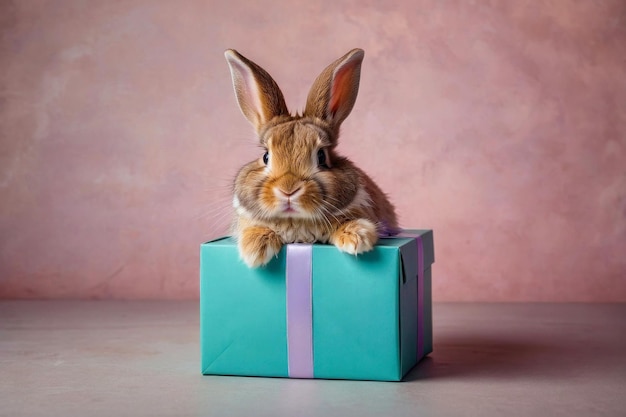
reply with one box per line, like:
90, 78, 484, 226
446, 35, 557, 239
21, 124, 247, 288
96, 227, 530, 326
281, 202, 299, 215
276, 200, 309, 218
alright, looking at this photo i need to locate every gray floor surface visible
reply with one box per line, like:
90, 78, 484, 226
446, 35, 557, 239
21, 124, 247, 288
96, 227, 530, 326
1, 301, 624, 417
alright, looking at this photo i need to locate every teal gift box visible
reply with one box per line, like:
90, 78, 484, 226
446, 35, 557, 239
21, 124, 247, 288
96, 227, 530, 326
200, 229, 434, 381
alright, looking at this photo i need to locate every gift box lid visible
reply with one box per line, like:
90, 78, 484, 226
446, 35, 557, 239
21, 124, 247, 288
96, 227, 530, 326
202, 229, 434, 267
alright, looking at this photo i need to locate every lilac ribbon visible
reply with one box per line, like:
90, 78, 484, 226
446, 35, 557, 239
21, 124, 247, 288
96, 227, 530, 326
285, 244, 314, 378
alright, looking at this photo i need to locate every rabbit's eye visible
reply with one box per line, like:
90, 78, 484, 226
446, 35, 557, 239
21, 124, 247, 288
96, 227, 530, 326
262, 151, 269, 165
317, 149, 329, 168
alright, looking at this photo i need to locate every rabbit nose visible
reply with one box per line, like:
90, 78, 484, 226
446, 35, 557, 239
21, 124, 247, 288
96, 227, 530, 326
279, 186, 301, 197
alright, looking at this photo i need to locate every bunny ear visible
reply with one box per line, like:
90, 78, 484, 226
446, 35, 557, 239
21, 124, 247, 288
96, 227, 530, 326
304, 49, 364, 131
224, 49, 289, 132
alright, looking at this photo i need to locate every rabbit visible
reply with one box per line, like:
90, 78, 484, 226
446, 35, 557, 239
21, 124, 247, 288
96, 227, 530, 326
224, 48, 399, 267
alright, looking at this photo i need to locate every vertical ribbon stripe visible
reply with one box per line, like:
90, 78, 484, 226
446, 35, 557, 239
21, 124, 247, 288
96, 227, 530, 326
285, 244, 314, 378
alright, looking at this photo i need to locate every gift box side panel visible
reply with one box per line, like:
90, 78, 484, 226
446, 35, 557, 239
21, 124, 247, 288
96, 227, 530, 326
200, 240, 289, 377
422, 266, 433, 356
416, 229, 434, 358
399, 239, 419, 377
395, 230, 434, 378
312, 245, 402, 381
402, 229, 434, 360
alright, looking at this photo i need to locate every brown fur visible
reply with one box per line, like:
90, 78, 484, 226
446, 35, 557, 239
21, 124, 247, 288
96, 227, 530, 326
225, 49, 398, 267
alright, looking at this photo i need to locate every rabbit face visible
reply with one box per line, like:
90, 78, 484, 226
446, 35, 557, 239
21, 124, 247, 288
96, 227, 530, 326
234, 119, 358, 223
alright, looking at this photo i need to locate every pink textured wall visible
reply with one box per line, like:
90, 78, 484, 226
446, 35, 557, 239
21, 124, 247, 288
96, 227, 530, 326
1, 1, 625, 301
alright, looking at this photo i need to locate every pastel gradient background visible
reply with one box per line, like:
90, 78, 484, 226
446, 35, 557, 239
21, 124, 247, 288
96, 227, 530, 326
1, 0, 625, 301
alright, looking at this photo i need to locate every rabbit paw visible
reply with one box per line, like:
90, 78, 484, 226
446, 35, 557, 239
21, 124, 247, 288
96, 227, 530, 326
330, 219, 378, 255
239, 227, 283, 268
